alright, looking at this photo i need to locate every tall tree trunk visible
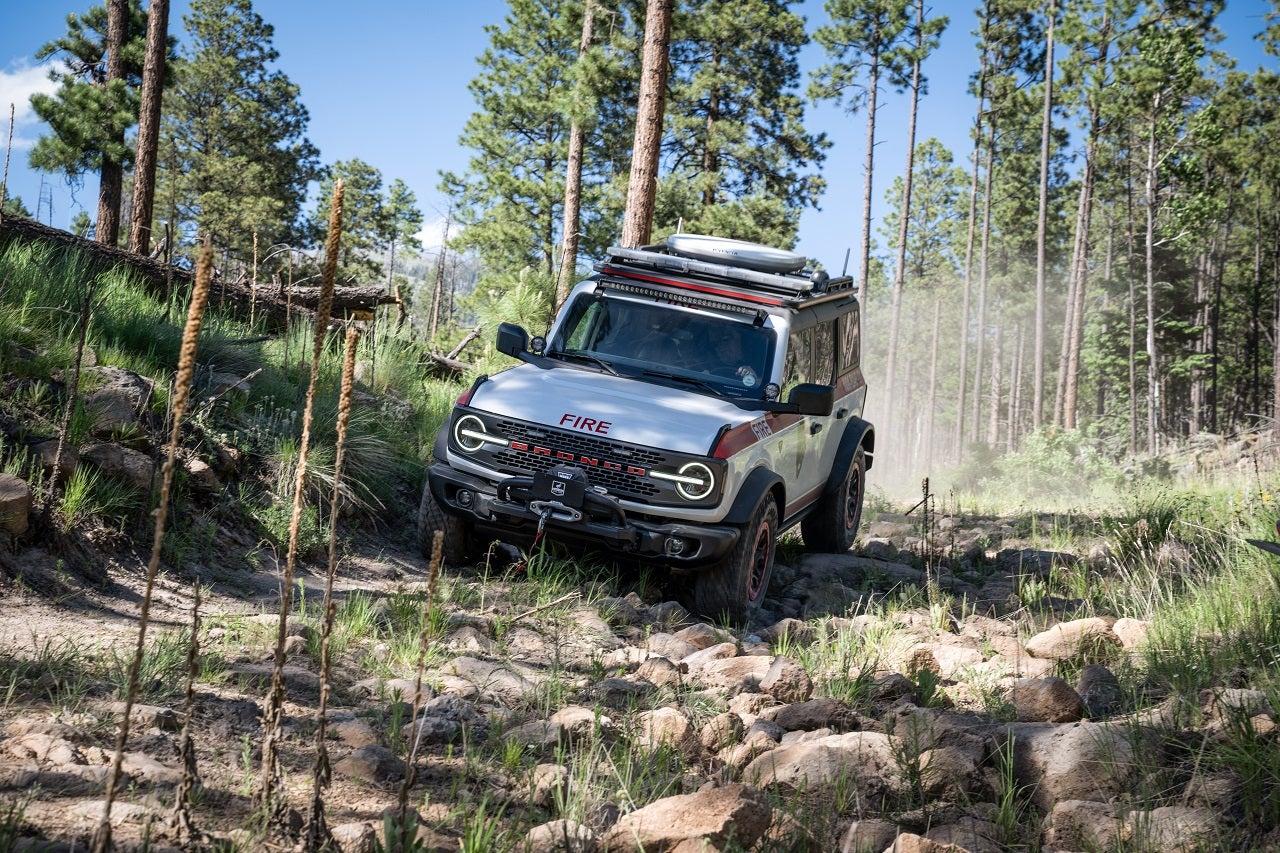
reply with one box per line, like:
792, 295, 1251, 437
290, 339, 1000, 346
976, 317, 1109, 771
96, 0, 128, 247
621, 0, 673, 248
429, 213, 451, 341
1190, 248, 1208, 433
1010, 324, 1025, 449
884, 0, 925, 440
1032, 0, 1056, 431
1250, 196, 1263, 421
925, 298, 940, 470
987, 321, 1003, 446
856, 41, 883, 310
1144, 108, 1160, 453
1061, 101, 1100, 430
971, 128, 995, 444
555, 0, 596, 310
127, 0, 169, 255
955, 0, 992, 460
1273, 218, 1280, 427
1054, 177, 1085, 426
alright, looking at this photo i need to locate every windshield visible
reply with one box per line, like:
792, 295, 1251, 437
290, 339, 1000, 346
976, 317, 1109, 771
549, 294, 776, 398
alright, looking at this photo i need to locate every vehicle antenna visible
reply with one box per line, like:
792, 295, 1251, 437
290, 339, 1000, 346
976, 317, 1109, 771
841, 248, 851, 276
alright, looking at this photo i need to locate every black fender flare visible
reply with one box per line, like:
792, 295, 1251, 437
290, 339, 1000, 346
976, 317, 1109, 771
722, 466, 785, 526
821, 418, 874, 498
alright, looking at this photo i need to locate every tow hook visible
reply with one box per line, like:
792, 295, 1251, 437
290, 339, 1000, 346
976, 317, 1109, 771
529, 501, 584, 526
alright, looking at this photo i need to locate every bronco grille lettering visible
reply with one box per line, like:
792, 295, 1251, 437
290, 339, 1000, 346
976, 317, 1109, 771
509, 440, 647, 476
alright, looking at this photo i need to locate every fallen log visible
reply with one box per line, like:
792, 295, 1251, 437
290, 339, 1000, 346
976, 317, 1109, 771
0, 213, 396, 327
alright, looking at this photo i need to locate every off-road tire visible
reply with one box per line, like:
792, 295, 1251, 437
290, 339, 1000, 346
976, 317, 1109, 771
801, 447, 866, 553
416, 480, 476, 565
693, 493, 778, 624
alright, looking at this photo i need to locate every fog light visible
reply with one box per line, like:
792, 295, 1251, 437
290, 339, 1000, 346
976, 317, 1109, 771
457, 489, 474, 507
664, 537, 686, 556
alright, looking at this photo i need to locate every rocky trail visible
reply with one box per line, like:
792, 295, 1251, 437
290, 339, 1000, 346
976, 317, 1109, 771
0, 507, 1270, 853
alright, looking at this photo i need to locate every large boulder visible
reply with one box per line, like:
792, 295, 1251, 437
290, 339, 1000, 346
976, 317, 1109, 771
742, 731, 902, 806
81, 442, 155, 492
600, 783, 771, 852
0, 473, 31, 535
83, 366, 154, 436
1001, 721, 1138, 812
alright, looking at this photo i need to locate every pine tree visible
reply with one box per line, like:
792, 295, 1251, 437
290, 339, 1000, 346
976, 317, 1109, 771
157, 0, 320, 261
442, 0, 589, 275
382, 178, 424, 327
28, 0, 148, 239
656, 0, 828, 245
127, 0, 171, 255
310, 159, 385, 283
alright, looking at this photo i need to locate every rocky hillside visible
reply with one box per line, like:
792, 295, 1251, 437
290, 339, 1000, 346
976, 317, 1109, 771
1, 499, 1276, 852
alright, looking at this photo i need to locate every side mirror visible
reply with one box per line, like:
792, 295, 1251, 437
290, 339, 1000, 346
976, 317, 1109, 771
788, 383, 834, 417
496, 322, 529, 358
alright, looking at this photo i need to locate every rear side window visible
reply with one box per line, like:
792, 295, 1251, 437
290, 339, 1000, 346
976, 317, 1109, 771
838, 307, 860, 377
785, 321, 836, 388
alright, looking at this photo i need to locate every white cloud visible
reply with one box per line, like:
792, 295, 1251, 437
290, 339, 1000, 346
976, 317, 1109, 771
416, 216, 461, 254
0, 60, 60, 151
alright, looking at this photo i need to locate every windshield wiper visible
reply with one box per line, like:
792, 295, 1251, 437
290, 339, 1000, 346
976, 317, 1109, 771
641, 369, 721, 394
553, 350, 618, 375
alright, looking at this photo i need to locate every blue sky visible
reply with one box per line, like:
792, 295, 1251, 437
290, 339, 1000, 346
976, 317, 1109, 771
0, 1, 1275, 269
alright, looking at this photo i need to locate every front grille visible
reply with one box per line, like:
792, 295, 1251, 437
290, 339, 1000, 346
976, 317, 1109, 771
490, 418, 668, 499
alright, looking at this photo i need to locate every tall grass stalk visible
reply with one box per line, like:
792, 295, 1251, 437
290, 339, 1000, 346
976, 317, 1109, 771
172, 584, 203, 845
304, 324, 361, 852
46, 272, 97, 515
260, 179, 343, 825
93, 240, 213, 853
394, 531, 443, 849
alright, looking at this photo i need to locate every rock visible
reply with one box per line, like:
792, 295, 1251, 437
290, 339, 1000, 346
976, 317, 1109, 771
1111, 616, 1150, 649
742, 731, 901, 804
635, 707, 698, 758
1001, 722, 1137, 812
760, 618, 815, 646
333, 718, 379, 748
1045, 799, 1124, 851
0, 473, 31, 535
840, 818, 898, 853
769, 697, 857, 733
440, 656, 539, 705
600, 783, 771, 852
525, 819, 596, 853
674, 623, 733, 650
634, 656, 684, 688
221, 663, 319, 693
80, 442, 154, 492
1075, 664, 1121, 718
905, 640, 985, 680
1135, 805, 1220, 850
644, 633, 698, 661
107, 702, 180, 732
699, 712, 744, 752
594, 676, 655, 709
183, 456, 222, 492
334, 745, 405, 783
121, 752, 182, 786
760, 656, 812, 704
529, 763, 569, 808
331, 821, 379, 853
681, 642, 739, 671
1012, 677, 1086, 723
550, 705, 610, 744
30, 439, 78, 485
918, 745, 980, 799
84, 366, 154, 435
1024, 617, 1119, 663
692, 655, 772, 692
649, 600, 691, 629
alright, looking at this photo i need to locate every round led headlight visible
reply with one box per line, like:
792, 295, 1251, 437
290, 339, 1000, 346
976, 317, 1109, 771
453, 414, 495, 453
652, 462, 716, 501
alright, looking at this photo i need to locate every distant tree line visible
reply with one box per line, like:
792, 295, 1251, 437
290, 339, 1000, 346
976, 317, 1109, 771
15, 0, 1280, 468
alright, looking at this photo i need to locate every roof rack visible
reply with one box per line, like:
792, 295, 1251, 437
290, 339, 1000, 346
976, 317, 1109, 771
595, 244, 856, 307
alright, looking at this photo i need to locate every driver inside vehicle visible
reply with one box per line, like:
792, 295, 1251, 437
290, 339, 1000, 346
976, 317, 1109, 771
704, 325, 761, 387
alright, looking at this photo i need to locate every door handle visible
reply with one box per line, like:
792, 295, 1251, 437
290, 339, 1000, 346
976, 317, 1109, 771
810, 422, 823, 435
835, 408, 849, 419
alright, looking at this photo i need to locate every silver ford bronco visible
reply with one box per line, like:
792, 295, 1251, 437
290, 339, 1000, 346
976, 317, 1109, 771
419, 235, 874, 622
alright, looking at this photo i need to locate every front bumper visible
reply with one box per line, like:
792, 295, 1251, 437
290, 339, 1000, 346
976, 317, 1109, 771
429, 462, 739, 565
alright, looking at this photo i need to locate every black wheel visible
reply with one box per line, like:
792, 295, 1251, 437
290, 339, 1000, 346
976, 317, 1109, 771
416, 480, 476, 565
694, 493, 778, 624
802, 447, 866, 553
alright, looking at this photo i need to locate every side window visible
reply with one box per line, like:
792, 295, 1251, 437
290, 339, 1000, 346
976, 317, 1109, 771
813, 321, 835, 385
784, 328, 812, 389
838, 308, 860, 377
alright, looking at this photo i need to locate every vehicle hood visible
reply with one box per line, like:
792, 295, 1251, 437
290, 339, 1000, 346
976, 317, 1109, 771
470, 364, 756, 455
